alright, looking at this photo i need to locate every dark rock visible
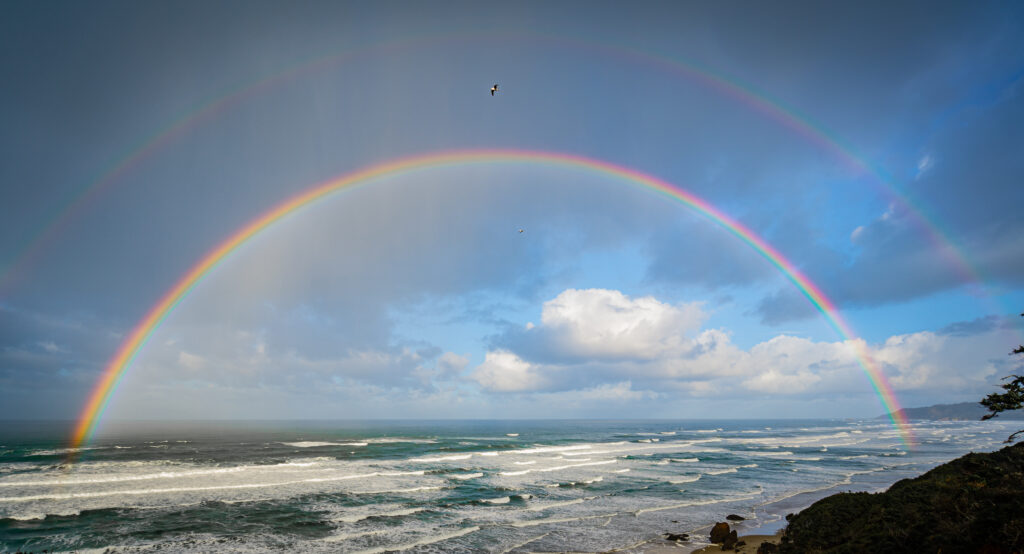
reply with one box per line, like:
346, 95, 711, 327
784, 513, 794, 521
726, 514, 746, 521
756, 543, 779, 554
722, 530, 739, 549
976, 545, 1010, 554
709, 522, 731, 543
663, 532, 689, 541
735, 540, 746, 547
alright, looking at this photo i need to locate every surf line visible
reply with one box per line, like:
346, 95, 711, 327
69, 149, 914, 452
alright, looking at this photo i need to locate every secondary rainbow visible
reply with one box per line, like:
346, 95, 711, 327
4, 32, 987, 307
70, 149, 914, 451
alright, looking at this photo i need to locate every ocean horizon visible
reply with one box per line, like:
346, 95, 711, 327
0, 418, 1015, 552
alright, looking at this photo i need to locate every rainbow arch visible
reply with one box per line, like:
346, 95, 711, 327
70, 149, 914, 450
3, 31, 985, 305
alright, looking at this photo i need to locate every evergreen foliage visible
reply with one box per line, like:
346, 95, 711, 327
980, 312, 1024, 443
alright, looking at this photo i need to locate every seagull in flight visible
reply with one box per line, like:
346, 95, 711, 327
491, 84, 499, 96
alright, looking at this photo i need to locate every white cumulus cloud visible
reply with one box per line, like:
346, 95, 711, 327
537, 288, 707, 360
473, 288, 1018, 402
471, 350, 548, 392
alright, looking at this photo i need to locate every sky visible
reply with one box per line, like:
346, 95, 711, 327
1, 0, 1023, 426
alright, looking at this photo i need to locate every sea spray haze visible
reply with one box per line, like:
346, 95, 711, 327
0, 419, 1016, 552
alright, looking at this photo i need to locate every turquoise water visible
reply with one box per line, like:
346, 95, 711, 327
0, 419, 1015, 552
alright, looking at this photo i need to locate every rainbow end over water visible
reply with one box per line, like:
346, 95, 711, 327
71, 149, 914, 451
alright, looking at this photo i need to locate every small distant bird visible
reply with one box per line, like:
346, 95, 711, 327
518, 228, 524, 233
491, 84, 499, 96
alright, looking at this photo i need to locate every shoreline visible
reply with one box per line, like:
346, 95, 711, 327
616, 476, 892, 553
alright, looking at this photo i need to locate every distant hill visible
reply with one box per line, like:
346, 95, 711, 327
878, 401, 1024, 421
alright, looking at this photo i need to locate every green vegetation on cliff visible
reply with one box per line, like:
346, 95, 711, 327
772, 443, 1024, 554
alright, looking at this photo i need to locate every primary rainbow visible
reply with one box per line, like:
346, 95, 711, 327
70, 149, 914, 450
2, 32, 988, 305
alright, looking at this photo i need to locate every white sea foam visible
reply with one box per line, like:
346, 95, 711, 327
734, 450, 794, 457
526, 496, 595, 511
0, 470, 430, 502
409, 454, 472, 462
499, 459, 615, 476
513, 444, 602, 455
668, 475, 701, 484
0, 466, 249, 487
484, 496, 511, 504
500, 531, 553, 553
706, 468, 737, 475
514, 461, 536, 465
0, 459, 338, 488
332, 506, 428, 523
360, 485, 443, 494
671, 458, 699, 463
365, 438, 438, 444
350, 526, 480, 553
26, 446, 101, 457
5, 508, 82, 521
281, 441, 367, 448
450, 472, 483, 480
508, 513, 618, 528
633, 492, 760, 515
320, 529, 384, 543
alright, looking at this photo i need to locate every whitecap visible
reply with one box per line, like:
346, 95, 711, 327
409, 454, 472, 462
282, 441, 367, 448
525, 496, 595, 511
348, 526, 480, 553
332, 506, 427, 523
450, 472, 483, 480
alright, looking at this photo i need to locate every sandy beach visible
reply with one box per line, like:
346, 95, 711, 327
689, 532, 783, 553
621, 529, 782, 553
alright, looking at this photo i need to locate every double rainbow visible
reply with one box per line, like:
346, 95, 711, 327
70, 149, 913, 450
4, 32, 987, 306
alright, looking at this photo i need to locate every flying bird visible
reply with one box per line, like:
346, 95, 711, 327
518, 228, 524, 233
491, 84, 499, 96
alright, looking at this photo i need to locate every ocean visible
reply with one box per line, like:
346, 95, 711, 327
0, 418, 1015, 552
